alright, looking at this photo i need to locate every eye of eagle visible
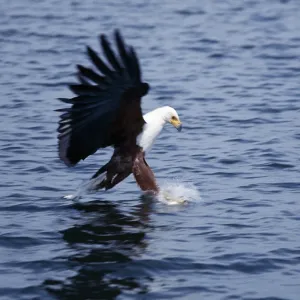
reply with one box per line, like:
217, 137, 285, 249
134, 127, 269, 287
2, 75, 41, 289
171, 116, 177, 121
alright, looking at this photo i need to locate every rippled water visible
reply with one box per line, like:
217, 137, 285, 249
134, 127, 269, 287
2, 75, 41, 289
1, 0, 300, 299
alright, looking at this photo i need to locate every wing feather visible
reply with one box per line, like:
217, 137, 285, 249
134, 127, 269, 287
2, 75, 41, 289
69, 84, 102, 96
76, 64, 107, 86
100, 34, 122, 72
86, 46, 114, 78
76, 72, 91, 85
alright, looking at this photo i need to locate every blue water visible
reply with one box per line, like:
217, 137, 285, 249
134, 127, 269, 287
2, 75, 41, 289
1, 0, 300, 299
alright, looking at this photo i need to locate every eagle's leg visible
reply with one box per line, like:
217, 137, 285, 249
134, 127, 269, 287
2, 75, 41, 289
132, 151, 159, 194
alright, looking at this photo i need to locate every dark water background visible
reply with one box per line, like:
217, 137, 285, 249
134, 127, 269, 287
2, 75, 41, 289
1, 0, 300, 299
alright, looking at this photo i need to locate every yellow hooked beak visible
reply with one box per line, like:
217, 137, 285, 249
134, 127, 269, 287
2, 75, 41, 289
170, 118, 182, 132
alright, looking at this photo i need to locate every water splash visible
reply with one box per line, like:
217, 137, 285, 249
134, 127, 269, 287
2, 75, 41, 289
156, 180, 201, 205
63, 176, 104, 201
64, 177, 200, 205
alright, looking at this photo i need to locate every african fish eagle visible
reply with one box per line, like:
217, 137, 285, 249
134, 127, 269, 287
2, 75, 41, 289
57, 30, 182, 194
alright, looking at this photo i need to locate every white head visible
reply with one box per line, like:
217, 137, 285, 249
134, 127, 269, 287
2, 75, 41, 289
139, 106, 182, 152
144, 106, 182, 131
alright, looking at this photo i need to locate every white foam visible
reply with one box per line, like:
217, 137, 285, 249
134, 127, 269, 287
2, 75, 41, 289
156, 180, 201, 205
64, 177, 200, 205
63, 175, 106, 201
63, 194, 77, 200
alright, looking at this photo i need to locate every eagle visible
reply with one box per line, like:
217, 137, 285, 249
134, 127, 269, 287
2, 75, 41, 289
57, 30, 182, 194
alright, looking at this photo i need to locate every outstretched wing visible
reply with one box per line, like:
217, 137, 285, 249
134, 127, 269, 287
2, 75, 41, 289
57, 30, 149, 166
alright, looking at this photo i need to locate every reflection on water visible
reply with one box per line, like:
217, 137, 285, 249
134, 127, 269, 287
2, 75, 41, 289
45, 197, 154, 299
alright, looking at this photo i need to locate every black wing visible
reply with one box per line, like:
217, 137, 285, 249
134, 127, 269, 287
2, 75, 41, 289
57, 30, 149, 166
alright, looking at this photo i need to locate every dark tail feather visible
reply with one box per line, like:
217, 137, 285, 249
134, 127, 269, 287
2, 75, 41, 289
87, 163, 109, 191
92, 163, 108, 179
91, 162, 131, 191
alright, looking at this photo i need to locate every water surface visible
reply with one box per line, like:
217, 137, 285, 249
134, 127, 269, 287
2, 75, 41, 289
1, 0, 300, 299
